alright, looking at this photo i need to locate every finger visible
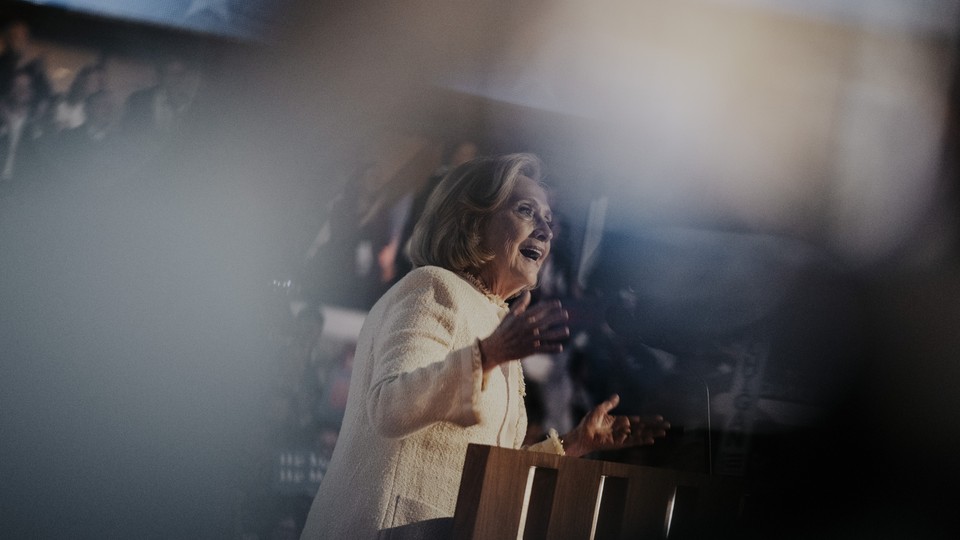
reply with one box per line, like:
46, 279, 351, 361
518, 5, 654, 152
535, 342, 564, 354
627, 427, 650, 444
644, 416, 670, 431
512, 291, 532, 316
637, 421, 669, 439
510, 291, 532, 316
538, 327, 570, 342
639, 425, 668, 439
596, 394, 620, 415
613, 418, 631, 439
523, 300, 563, 324
536, 309, 570, 330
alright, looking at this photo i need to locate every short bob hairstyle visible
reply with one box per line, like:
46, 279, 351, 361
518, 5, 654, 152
409, 153, 543, 273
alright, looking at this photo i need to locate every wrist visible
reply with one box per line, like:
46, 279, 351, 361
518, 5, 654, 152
560, 430, 585, 458
477, 339, 493, 375
472, 338, 492, 391
477, 338, 496, 372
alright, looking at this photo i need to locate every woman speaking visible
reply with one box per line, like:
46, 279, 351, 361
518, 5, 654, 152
300, 153, 669, 538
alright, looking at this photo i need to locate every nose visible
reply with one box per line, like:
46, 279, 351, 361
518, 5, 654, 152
532, 216, 553, 242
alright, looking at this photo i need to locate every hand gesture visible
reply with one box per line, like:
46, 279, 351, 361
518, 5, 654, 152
563, 394, 670, 457
479, 291, 569, 371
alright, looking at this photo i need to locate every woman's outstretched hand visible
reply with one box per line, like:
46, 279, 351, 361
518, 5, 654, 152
479, 291, 569, 372
562, 394, 670, 458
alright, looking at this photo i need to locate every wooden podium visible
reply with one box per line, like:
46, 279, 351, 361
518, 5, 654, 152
452, 444, 743, 540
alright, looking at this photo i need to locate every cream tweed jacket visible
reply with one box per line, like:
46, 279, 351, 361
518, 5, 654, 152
300, 266, 559, 539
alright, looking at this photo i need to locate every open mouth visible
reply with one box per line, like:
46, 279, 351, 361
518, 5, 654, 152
519, 247, 543, 262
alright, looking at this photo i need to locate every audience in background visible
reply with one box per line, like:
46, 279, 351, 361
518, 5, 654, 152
0, 18, 209, 193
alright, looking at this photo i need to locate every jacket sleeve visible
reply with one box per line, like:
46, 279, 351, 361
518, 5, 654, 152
525, 433, 567, 455
366, 273, 485, 439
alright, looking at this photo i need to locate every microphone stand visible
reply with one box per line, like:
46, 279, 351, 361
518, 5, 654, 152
680, 366, 713, 476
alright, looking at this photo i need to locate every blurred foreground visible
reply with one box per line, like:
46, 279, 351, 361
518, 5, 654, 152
2, 1, 960, 537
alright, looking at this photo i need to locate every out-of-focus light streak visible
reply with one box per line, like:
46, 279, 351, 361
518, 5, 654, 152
433, 0, 958, 265
713, 0, 960, 35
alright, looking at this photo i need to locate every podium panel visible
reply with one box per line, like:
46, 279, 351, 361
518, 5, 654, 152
453, 444, 743, 540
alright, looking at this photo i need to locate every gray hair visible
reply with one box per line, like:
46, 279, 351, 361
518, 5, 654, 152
408, 153, 543, 272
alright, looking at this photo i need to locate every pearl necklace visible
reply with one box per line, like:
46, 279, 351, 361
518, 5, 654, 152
457, 272, 508, 309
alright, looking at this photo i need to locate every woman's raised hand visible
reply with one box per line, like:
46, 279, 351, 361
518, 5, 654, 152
562, 394, 670, 458
479, 291, 569, 372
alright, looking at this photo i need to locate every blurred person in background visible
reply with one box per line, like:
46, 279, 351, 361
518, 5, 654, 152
300, 153, 669, 538
0, 69, 47, 186
121, 55, 201, 141
51, 63, 107, 133
0, 19, 51, 109
301, 162, 394, 310
392, 140, 479, 280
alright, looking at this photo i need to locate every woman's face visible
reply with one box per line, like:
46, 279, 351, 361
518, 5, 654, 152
478, 176, 553, 299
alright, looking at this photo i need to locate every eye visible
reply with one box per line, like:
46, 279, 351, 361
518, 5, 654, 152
517, 204, 534, 217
